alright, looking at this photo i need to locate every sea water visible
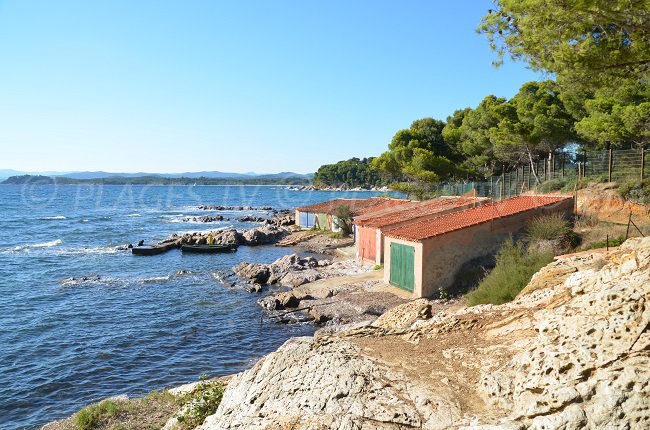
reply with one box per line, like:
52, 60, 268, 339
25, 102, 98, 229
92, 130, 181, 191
0, 184, 388, 429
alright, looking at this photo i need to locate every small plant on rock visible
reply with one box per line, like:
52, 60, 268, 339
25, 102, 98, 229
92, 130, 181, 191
176, 376, 226, 429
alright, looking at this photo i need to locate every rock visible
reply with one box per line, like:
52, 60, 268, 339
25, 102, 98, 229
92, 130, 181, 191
237, 215, 266, 223
241, 225, 289, 246
185, 215, 224, 223
372, 298, 432, 329
279, 269, 322, 287
199, 337, 460, 430
200, 237, 650, 429
234, 262, 271, 285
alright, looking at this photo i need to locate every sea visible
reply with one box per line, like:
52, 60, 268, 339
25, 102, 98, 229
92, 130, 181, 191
0, 183, 390, 430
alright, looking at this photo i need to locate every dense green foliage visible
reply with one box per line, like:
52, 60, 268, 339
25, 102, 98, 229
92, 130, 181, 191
313, 157, 382, 188
1, 174, 310, 186
465, 239, 554, 306
478, 0, 650, 91
619, 179, 650, 204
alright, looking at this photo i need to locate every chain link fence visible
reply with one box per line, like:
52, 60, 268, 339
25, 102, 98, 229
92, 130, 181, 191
435, 148, 649, 201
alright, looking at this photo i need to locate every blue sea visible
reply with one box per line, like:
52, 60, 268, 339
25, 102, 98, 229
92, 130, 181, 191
0, 184, 388, 430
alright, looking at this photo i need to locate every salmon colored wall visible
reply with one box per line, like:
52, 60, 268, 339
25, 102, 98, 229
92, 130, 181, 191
357, 225, 377, 263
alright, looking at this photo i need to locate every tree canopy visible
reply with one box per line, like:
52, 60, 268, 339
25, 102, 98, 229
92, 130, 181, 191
313, 157, 382, 188
478, 0, 650, 90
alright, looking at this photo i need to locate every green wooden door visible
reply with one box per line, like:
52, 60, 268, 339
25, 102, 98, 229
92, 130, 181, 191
389, 243, 415, 292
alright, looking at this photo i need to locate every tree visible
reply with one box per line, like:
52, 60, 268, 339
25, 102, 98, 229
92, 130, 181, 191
490, 81, 577, 183
574, 80, 650, 148
479, 0, 650, 91
313, 157, 382, 188
442, 96, 509, 176
372, 117, 463, 198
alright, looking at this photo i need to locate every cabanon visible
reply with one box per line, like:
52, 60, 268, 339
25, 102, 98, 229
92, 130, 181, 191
295, 197, 410, 232
382, 195, 575, 298
353, 196, 490, 266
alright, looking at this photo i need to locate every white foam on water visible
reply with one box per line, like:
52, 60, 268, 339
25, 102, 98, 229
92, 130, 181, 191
12, 239, 63, 251
126, 213, 142, 217
141, 275, 171, 283
41, 216, 67, 220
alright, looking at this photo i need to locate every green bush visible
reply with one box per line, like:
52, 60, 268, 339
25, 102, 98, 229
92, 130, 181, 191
465, 239, 553, 306
536, 177, 577, 193
584, 236, 626, 250
619, 179, 650, 205
527, 213, 571, 242
75, 400, 120, 430
176, 379, 226, 429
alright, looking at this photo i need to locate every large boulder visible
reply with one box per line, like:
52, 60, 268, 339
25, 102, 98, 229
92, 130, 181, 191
234, 262, 271, 285
241, 225, 289, 246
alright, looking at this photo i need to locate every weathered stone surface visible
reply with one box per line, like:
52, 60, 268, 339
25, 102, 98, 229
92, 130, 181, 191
201, 237, 650, 429
199, 337, 462, 430
241, 225, 289, 246
234, 262, 271, 285
372, 298, 432, 329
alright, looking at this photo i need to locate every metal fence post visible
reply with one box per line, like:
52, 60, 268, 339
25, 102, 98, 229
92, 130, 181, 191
642, 149, 645, 181
608, 148, 613, 182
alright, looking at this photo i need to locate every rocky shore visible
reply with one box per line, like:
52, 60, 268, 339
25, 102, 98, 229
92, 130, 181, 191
42, 237, 650, 429
198, 236, 650, 429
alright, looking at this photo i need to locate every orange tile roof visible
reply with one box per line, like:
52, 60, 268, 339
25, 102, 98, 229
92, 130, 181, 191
296, 197, 409, 216
384, 195, 573, 242
354, 196, 488, 228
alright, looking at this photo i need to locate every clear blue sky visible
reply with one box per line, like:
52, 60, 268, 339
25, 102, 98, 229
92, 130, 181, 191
0, 0, 541, 174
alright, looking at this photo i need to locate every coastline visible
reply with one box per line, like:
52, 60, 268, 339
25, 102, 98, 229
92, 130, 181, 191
43, 237, 650, 429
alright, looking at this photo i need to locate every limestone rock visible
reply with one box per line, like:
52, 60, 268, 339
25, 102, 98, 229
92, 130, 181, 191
372, 298, 432, 329
199, 337, 462, 430
201, 237, 650, 429
234, 262, 271, 285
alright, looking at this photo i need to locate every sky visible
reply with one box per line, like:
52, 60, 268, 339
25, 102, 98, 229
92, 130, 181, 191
0, 1, 542, 174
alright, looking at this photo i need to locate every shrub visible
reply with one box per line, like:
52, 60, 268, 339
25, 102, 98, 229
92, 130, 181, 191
176, 379, 226, 429
465, 239, 553, 306
537, 177, 577, 193
584, 236, 626, 250
75, 400, 120, 430
619, 179, 650, 205
372, 264, 383, 270
526, 213, 571, 242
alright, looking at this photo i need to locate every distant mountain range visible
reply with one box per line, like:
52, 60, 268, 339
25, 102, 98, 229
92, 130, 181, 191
0, 169, 314, 181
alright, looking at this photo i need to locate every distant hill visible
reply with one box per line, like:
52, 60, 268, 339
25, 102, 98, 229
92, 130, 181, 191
0, 169, 314, 181
1, 174, 312, 186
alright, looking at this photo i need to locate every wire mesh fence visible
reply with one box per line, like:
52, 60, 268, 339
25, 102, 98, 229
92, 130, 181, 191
435, 148, 648, 201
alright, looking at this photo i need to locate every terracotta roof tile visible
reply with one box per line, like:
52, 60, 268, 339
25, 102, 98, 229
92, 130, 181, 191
384, 195, 573, 242
296, 197, 408, 216
354, 197, 488, 228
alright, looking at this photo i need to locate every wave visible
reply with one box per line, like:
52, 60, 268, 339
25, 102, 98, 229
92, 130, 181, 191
41, 216, 66, 220
12, 239, 63, 251
126, 213, 142, 217
60, 275, 125, 287
54, 246, 123, 256
141, 275, 171, 283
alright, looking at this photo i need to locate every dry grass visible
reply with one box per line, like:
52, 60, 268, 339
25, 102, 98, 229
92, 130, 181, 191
48, 391, 182, 430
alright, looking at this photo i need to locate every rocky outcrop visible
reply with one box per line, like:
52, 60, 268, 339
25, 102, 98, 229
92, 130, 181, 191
184, 215, 225, 223
201, 237, 650, 429
577, 182, 650, 224
240, 225, 290, 246
234, 253, 327, 289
